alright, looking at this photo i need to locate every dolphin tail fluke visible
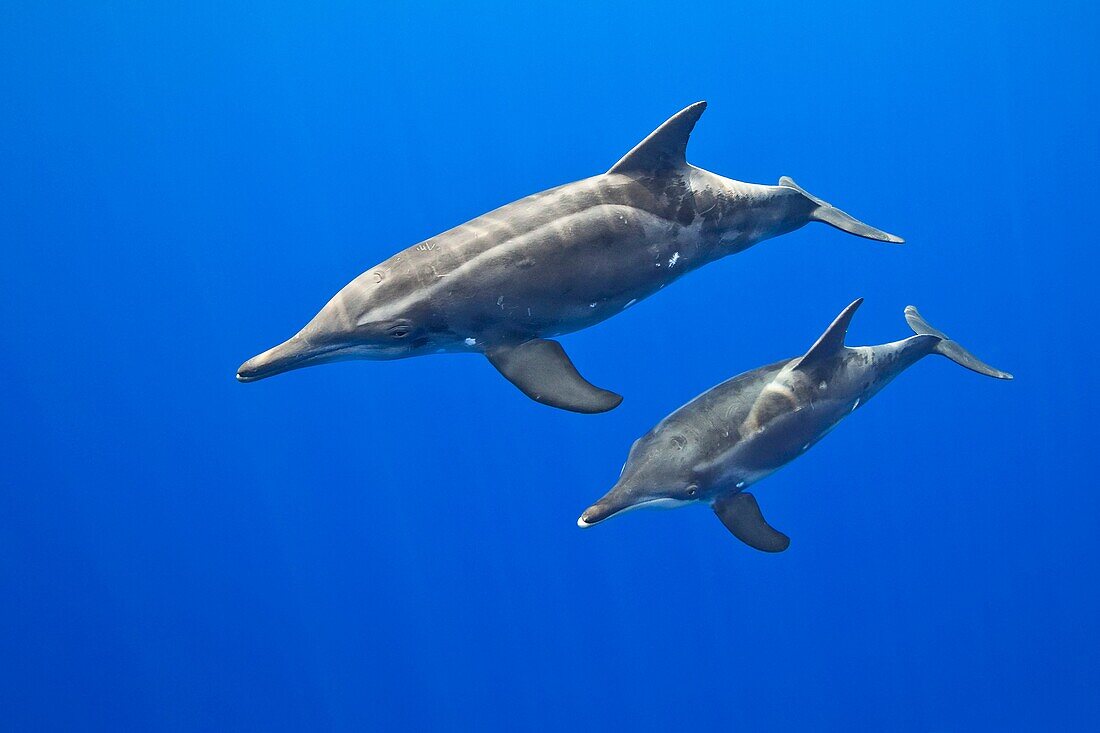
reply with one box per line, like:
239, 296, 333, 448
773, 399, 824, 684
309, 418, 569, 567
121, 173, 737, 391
904, 306, 1014, 380
778, 176, 904, 244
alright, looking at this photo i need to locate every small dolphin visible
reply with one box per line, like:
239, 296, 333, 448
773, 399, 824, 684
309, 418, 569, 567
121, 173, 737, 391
578, 300, 1012, 550
238, 102, 903, 413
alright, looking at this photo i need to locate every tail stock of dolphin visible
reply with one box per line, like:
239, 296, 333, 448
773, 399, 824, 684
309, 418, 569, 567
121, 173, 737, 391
778, 176, 904, 244
904, 305, 1014, 379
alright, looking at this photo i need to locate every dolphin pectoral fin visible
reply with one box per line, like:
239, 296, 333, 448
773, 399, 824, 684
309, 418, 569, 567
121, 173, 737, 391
485, 339, 623, 414
713, 492, 790, 553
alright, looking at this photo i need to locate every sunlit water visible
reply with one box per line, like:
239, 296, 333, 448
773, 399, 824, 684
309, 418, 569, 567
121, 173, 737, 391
2, 2, 1097, 730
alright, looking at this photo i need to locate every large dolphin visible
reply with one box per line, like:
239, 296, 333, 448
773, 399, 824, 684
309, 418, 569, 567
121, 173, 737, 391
237, 102, 903, 412
578, 300, 1012, 550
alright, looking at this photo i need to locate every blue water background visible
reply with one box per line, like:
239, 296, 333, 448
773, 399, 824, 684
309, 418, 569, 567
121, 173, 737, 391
2, 2, 1097, 730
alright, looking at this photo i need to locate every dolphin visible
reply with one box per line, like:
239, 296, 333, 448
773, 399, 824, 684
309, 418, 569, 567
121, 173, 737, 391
237, 102, 903, 413
577, 300, 1012, 550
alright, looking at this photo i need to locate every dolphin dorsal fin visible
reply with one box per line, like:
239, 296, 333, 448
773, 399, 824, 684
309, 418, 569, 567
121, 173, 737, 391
795, 298, 864, 371
608, 101, 707, 176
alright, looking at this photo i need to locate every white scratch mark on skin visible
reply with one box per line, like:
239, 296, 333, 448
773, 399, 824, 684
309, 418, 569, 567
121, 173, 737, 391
464, 337, 477, 346
736, 481, 745, 489
668, 251, 680, 267
623, 299, 637, 309
589, 302, 597, 308
852, 398, 860, 411
527, 307, 531, 317
819, 381, 827, 390
464, 223, 488, 241
497, 295, 504, 308
802, 444, 810, 451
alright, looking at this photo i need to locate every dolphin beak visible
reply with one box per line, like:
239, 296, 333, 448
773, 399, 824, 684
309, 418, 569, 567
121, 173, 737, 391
236, 334, 317, 382
577, 505, 604, 528
577, 487, 690, 528
576, 498, 626, 528
578, 474, 643, 527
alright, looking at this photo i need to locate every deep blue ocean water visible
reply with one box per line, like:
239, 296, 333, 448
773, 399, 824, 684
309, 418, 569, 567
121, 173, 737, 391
2, 2, 1098, 730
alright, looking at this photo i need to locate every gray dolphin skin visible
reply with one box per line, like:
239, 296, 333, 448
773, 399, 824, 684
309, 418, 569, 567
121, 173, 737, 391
237, 102, 903, 412
577, 300, 1012, 551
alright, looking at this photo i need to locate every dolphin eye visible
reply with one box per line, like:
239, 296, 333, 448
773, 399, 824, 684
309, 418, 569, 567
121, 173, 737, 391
387, 324, 412, 338
687, 484, 698, 497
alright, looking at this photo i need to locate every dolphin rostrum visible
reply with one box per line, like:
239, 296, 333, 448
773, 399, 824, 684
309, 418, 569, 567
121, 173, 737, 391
237, 102, 903, 413
577, 300, 1012, 550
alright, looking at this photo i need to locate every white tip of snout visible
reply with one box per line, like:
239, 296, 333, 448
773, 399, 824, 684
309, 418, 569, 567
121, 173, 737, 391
577, 516, 592, 529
